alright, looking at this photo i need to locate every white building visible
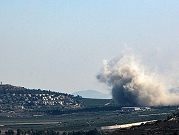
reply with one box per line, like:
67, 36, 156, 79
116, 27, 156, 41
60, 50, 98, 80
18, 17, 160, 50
140, 107, 151, 110
121, 107, 141, 112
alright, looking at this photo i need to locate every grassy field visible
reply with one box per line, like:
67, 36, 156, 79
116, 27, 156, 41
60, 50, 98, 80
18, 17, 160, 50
80, 98, 116, 107
0, 106, 178, 132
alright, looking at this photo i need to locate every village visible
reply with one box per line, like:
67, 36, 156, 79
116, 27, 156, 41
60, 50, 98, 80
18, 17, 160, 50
0, 84, 82, 117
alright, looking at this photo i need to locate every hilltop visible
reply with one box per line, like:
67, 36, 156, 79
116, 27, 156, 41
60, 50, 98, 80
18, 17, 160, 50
0, 84, 83, 117
0, 84, 115, 117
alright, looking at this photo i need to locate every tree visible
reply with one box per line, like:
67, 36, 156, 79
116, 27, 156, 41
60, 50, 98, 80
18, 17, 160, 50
5, 130, 14, 135
17, 129, 22, 135
62, 132, 67, 135
86, 129, 100, 135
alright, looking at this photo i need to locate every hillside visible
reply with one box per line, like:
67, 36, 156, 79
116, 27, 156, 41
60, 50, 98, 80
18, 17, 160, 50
0, 85, 178, 133
108, 115, 179, 135
0, 84, 83, 117
0, 84, 115, 117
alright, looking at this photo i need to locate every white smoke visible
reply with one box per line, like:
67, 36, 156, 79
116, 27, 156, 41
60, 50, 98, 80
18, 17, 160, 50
97, 52, 179, 106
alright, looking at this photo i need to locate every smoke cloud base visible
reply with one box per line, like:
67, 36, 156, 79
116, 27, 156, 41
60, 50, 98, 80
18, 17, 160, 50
97, 53, 179, 106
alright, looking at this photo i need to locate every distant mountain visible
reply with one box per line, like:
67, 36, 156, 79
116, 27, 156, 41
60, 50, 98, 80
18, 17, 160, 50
72, 90, 111, 99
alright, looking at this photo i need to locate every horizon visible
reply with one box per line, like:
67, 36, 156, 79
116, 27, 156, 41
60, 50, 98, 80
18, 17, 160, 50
0, 83, 112, 100
1, 1, 179, 94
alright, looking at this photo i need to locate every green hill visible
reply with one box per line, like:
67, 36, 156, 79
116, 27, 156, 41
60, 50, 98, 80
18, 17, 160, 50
0, 84, 118, 117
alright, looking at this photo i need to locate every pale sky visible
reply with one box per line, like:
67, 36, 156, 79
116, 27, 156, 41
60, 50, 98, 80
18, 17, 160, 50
1, 1, 179, 94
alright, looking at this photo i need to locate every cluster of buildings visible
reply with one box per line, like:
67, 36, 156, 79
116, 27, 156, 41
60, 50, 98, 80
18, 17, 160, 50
0, 84, 82, 117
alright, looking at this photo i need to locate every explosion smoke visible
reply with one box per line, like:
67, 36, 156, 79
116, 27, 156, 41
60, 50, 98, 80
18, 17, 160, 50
97, 53, 179, 106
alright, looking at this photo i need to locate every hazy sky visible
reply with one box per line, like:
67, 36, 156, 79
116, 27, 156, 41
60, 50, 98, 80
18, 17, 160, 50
1, 1, 179, 94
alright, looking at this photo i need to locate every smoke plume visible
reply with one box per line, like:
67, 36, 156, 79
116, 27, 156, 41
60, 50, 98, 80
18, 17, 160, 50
97, 53, 179, 106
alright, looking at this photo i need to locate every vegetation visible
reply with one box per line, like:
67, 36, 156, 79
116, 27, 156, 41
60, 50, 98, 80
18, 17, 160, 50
0, 106, 177, 132
1, 109, 179, 135
2, 129, 104, 135
79, 98, 116, 108
167, 112, 179, 120
0, 84, 118, 118
0, 84, 85, 117
0, 84, 179, 133
108, 112, 179, 135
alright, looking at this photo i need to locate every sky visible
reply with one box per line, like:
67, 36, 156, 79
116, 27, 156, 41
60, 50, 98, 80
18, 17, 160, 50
0, 1, 179, 95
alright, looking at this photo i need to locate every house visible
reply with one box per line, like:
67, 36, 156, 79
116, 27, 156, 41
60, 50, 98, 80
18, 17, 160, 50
121, 107, 141, 112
